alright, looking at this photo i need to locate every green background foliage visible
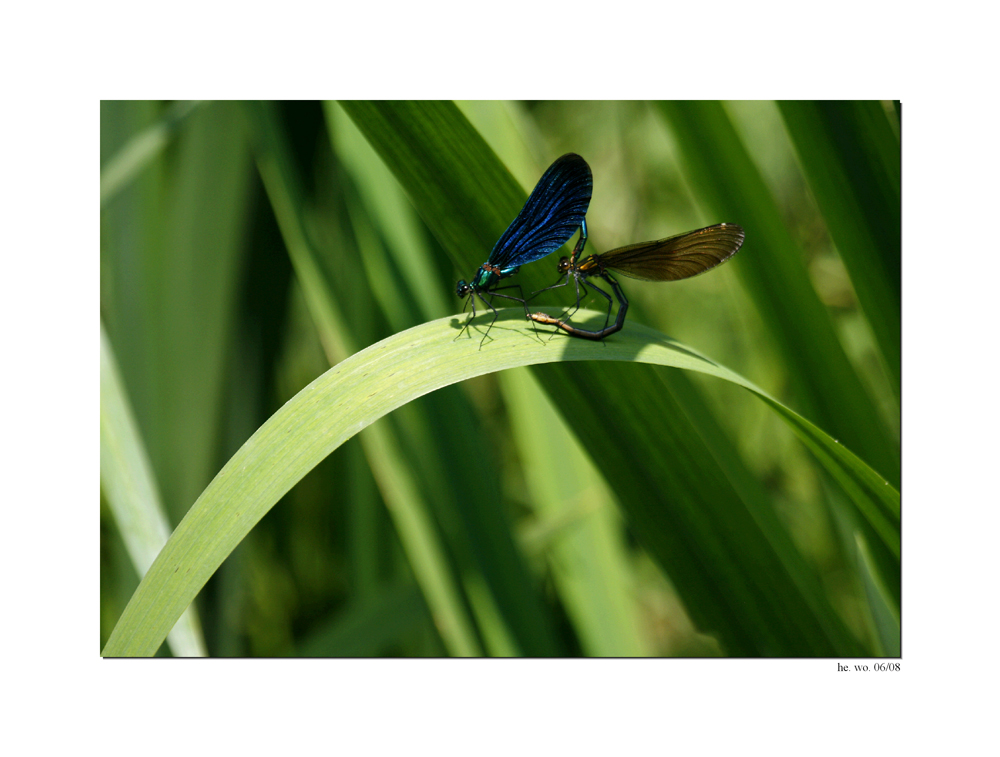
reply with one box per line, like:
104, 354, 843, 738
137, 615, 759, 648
100, 101, 900, 657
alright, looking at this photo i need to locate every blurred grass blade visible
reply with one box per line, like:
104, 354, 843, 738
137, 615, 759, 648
502, 368, 652, 656
387, 391, 564, 656
339, 101, 880, 655
458, 100, 860, 655
353, 422, 482, 656
100, 322, 206, 657
101, 100, 252, 527
324, 102, 449, 321
100, 100, 203, 207
777, 101, 901, 393
101, 312, 897, 656
657, 101, 900, 488
296, 583, 429, 657
242, 101, 483, 657
750, 386, 899, 555
461, 573, 522, 656
856, 533, 901, 656
338, 102, 523, 266
661, 372, 875, 642
320, 102, 564, 656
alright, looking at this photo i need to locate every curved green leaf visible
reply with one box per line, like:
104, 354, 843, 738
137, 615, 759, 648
102, 311, 898, 657
657, 100, 900, 487
100, 322, 206, 657
339, 101, 886, 656
244, 101, 485, 657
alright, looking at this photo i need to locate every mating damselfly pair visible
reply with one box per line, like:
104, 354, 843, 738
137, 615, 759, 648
456, 154, 744, 345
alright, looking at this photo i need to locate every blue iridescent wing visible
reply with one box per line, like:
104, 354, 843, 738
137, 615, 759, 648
487, 154, 593, 270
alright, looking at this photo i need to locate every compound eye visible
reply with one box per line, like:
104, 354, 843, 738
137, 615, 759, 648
557, 257, 570, 274
456, 280, 469, 297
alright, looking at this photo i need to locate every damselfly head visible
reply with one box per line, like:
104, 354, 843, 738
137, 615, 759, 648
456, 280, 471, 298
556, 256, 571, 274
